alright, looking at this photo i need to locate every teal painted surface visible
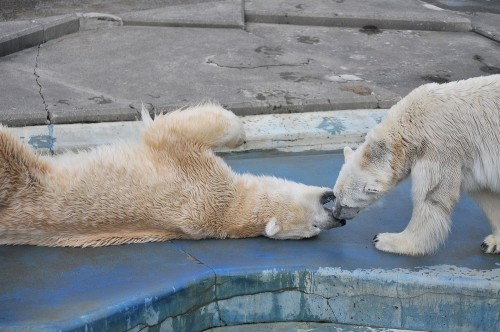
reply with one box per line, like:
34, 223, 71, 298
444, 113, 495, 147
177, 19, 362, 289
0, 152, 498, 332
317, 117, 346, 134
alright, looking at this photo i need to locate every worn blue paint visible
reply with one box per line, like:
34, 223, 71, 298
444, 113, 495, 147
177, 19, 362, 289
28, 134, 55, 150
317, 117, 346, 135
0, 152, 498, 331
27, 125, 56, 153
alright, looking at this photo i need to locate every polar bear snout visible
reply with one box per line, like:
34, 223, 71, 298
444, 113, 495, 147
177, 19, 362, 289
333, 199, 361, 220
316, 207, 346, 230
317, 190, 346, 229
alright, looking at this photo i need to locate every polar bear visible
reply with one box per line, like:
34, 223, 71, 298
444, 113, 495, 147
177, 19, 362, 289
0, 103, 344, 247
333, 75, 500, 255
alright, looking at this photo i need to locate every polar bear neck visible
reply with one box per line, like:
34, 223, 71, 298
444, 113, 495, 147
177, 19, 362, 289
220, 174, 272, 238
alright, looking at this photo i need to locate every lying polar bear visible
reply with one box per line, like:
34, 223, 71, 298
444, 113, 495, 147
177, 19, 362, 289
333, 75, 500, 255
0, 104, 344, 247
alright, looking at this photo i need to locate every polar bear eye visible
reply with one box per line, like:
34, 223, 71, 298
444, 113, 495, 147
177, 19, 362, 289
365, 186, 381, 194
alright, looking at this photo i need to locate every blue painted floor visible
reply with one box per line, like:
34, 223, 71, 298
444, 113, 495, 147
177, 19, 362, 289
0, 152, 498, 331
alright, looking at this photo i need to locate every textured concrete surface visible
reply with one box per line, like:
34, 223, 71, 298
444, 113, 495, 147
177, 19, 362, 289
0, 152, 498, 331
2, 23, 499, 126
120, 0, 244, 28
0, 0, 499, 126
245, 0, 471, 31
8, 109, 387, 154
0, 14, 79, 56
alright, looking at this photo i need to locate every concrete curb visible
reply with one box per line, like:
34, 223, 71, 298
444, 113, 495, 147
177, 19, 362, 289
0, 14, 80, 57
244, 0, 472, 32
246, 13, 471, 32
1, 0, 487, 59
10, 109, 388, 154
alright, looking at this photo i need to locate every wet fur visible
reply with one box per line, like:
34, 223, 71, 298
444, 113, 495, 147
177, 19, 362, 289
0, 104, 337, 247
334, 75, 500, 255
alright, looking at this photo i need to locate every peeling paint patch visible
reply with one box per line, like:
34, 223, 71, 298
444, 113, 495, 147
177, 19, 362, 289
28, 134, 55, 149
144, 297, 160, 325
372, 113, 386, 124
318, 117, 346, 135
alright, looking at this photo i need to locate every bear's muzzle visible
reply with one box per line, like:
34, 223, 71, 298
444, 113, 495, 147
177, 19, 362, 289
318, 191, 346, 229
332, 199, 361, 220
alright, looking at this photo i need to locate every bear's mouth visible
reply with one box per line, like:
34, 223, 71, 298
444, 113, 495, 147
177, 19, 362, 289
318, 191, 346, 228
332, 201, 361, 220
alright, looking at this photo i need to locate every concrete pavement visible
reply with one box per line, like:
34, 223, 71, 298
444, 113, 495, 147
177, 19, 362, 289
0, 0, 499, 127
9, 109, 388, 154
0, 1, 499, 331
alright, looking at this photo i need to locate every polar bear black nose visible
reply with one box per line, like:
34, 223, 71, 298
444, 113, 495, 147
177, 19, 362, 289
320, 191, 335, 205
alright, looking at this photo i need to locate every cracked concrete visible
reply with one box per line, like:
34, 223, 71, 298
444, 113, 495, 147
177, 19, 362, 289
33, 44, 55, 154
2, 1, 499, 125
125, 264, 499, 331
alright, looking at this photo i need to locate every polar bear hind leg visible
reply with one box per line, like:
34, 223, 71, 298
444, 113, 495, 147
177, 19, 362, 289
469, 190, 500, 254
0, 127, 48, 203
374, 160, 461, 255
142, 103, 245, 150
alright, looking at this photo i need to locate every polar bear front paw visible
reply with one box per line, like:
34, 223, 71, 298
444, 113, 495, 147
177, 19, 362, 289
481, 234, 500, 254
373, 232, 429, 256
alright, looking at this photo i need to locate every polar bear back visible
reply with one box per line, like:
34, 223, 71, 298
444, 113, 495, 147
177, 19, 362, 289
376, 74, 500, 191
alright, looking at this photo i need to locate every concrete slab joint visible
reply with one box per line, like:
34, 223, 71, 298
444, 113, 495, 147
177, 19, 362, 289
32, 44, 56, 155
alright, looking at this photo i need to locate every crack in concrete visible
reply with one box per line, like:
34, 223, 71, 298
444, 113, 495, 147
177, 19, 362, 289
126, 277, 494, 331
395, 275, 404, 329
34, 44, 55, 155
214, 274, 228, 328
472, 29, 500, 45
206, 57, 312, 69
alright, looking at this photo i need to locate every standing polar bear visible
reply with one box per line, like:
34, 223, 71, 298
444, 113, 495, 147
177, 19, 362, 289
333, 75, 500, 255
0, 104, 344, 247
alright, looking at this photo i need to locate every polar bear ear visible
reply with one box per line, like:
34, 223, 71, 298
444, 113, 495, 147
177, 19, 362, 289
265, 217, 281, 237
141, 103, 154, 127
343, 146, 354, 161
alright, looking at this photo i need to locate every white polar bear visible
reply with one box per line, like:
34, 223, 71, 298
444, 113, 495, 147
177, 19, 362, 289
0, 103, 344, 247
333, 75, 500, 255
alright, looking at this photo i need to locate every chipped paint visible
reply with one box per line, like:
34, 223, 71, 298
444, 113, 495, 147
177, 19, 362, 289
317, 117, 346, 135
144, 297, 160, 325
10, 109, 388, 154
28, 134, 55, 149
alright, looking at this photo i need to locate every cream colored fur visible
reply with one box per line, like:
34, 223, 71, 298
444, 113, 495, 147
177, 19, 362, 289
333, 75, 500, 255
0, 103, 341, 247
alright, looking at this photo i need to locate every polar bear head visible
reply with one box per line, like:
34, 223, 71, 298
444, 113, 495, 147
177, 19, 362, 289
333, 130, 406, 220
252, 177, 345, 240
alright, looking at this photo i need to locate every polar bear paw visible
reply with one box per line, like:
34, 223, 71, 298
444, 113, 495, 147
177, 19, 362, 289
481, 234, 500, 254
373, 232, 429, 256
